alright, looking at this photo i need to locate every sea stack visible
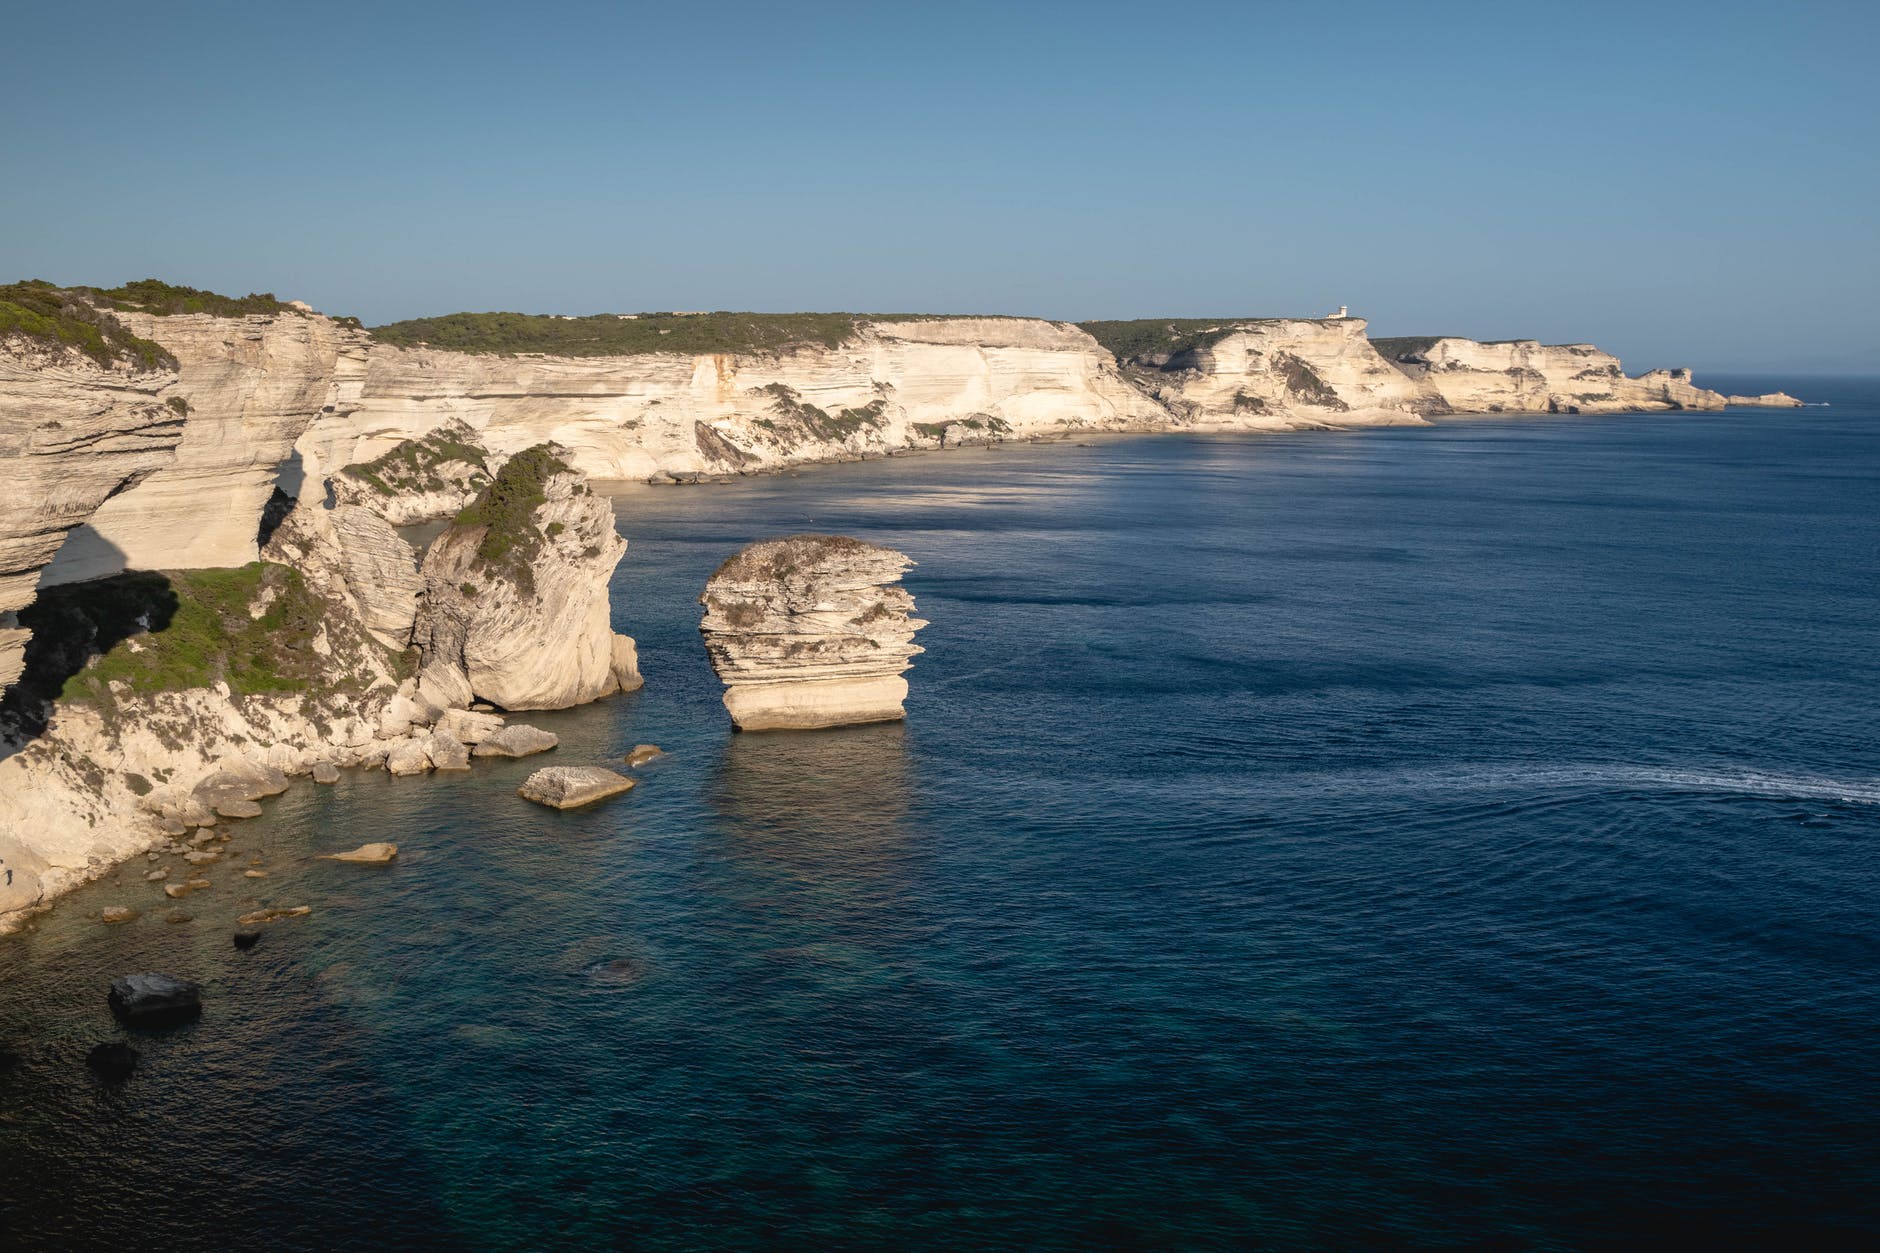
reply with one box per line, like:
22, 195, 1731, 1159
416, 444, 641, 710
699, 535, 925, 731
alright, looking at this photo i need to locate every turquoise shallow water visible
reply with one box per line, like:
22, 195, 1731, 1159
2, 380, 1879, 1249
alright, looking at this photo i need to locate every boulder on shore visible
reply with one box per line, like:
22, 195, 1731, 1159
698, 535, 926, 730
320, 842, 398, 864
518, 766, 636, 809
472, 724, 559, 758
107, 973, 202, 1026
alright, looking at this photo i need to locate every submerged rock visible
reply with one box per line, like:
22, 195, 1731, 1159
320, 842, 398, 865
237, 905, 311, 926
86, 1041, 139, 1083
518, 766, 636, 809
107, 973, 202, 1026
623, 744, 663, 767
472, 724, 559, 758
699, 535, 926, 730
100, 906, 138, 924
232, 929, 261, 950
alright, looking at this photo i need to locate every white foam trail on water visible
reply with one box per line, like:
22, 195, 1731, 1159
1397, 763, 1880, 806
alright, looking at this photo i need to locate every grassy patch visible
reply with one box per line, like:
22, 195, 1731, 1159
4, 564, 381, 736
0, 280, 176, 371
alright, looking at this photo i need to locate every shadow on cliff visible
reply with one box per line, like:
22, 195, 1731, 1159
0, 569, 178, 762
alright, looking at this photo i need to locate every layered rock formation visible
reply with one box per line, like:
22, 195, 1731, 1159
296, 317, 1167, 485
42, 309, 370, 584
699, 535, 925, 731
1109, 317, 1434, 428
1371, 337, 1727, 414
0, 339, 184, 695
1725, 391, 1804, 408
417, 445, 639, 710
330, 419, 493, 524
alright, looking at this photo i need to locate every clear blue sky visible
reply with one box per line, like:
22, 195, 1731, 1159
5, 0, 1876, 372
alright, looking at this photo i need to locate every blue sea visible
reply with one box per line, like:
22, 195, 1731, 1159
2, 379, 1877, 1249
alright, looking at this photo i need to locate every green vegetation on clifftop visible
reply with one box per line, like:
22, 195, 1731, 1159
368, 310, 996, 357
90, 279, 299, 319
451, 444, 576, 594
1078, 318, 1291, 364
0, 281, 176, 371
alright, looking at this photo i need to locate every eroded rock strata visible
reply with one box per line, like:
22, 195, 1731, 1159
0, 327, 184, 696
1371, 337, 1726, 414
699, 535, 925, 731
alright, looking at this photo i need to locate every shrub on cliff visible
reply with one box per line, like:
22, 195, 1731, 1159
0, 281, 175, 371
91, 279, 298, 319
367, 310, 992, 358
450, 444, 577, 595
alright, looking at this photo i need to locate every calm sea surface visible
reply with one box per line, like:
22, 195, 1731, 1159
2, 379, 1877, 1249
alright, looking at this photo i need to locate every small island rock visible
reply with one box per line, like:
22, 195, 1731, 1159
699, 535, 926, 730
518, 766, 636, 809
624, 744, 663, 767
108, 973, 202, 1026
321, 842, 398, 864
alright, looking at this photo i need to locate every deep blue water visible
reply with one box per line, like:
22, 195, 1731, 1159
2, 379, 1878, 1250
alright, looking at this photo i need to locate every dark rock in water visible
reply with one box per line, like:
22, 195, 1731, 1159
583, 957, 648, 986
107, 973, 202, 1027
0, 1046, 22, 1073
86, 1041, 138, 1082
233, 930, 261, 950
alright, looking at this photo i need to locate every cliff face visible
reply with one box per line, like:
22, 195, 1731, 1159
1374, 337, 1727, 414
417, 446, 637, 711
41, 310, 371, 584
699, 535, 925, 731
298, 318, 1168, 484
1117, 318, 1432, 428
0, 341, 184, 695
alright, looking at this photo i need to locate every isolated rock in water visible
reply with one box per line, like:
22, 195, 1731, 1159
417, 445, 634, 710
518, 766, 636, 809
611, 633, 644, 693
311, 762, 340, 784
108, 973, 202, 1026
436, 707, 504, 745
321, 842, 398, 864
699, 535, 926, 730
471, 724, 559, 758
86, 1041, 139, 1082
237, 905, 311, 926
624, 744, 663, 767
233, 929, 261, 950
101, 906, 139, 924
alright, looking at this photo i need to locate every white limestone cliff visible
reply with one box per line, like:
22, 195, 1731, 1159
1372, 337, 1727, 414
1115, 318, 1434, 429
0, 339, 184, 695
297, 317, 1168, 485
42, 309, 371, 584
417, 445, 639, 710
699, 535, 925, 731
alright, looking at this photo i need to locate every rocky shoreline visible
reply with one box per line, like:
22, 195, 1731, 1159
0, 284, 1808, 931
